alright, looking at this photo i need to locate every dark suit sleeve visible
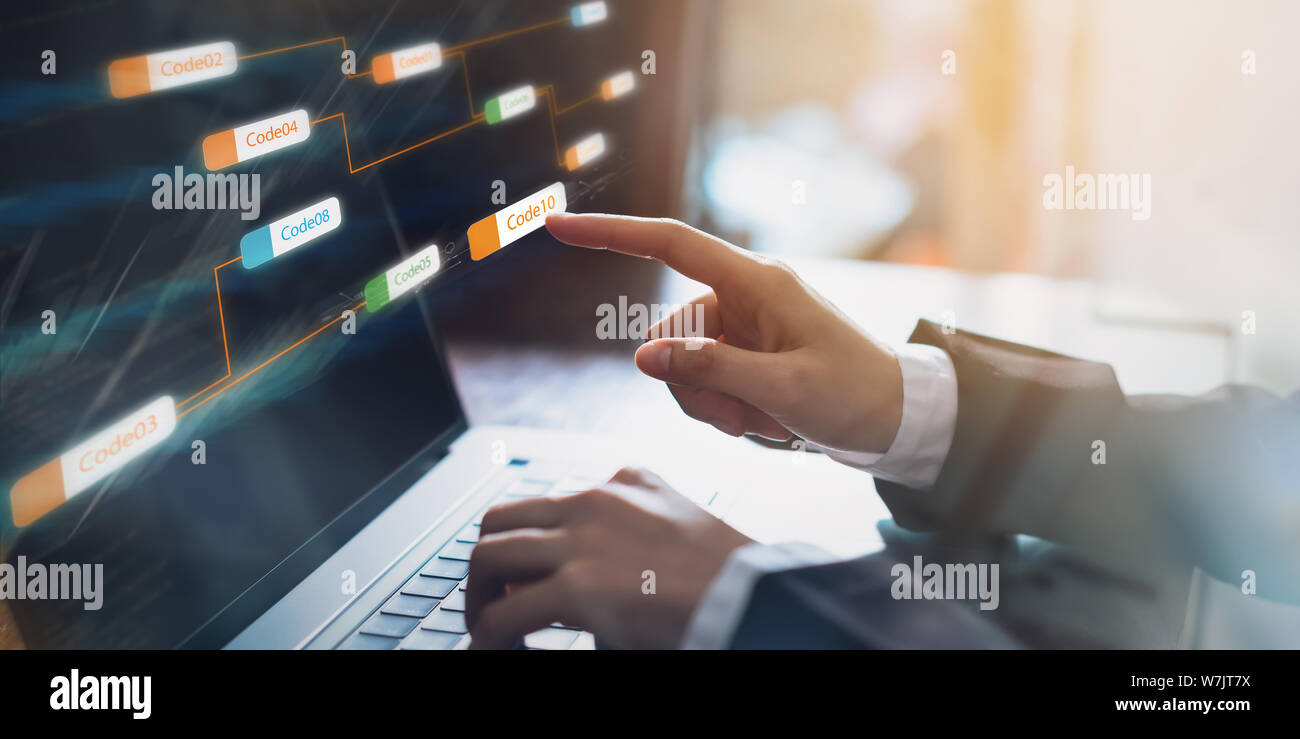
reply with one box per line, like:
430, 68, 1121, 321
728, 321, 1300, 647
874, 319, 1300, 603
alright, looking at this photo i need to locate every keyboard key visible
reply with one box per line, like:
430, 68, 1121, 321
422, 609, 468, 634
381, 593, 438, 619
359, 613, 420, 639
520, 460, 568, 482
338, 632, 400, 650
402, 576, 458, 599
455, 525, 480, 543
401, 629, 463, 650
439, 540, 475, 561
524, 627, 580, 650
421, 558, 469, 579
440, 589, 466, 612
505, 479, 551, 497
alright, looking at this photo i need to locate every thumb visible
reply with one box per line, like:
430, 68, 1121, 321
635, 338, 790, 411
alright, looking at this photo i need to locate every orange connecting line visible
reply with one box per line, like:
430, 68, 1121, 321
237, 16, 568, 68
237, 35, 374, 78
444, 51, 476, 117
176, 15, 596, 418
309, 67, 597, 176
240, 20, 600, 176
176, 254, 365, 418
538, 86, 565, 167
311, 112, 486, 174
555, 91, 601, 116
177, 298, 367, 421
305, 46, 487, 175
177, 256, 240, 410
238, 35, 347, 62
440, 17, 569, 55
537, 85, 600, 167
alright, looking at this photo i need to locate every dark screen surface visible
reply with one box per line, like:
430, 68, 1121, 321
0, 0, 659, 648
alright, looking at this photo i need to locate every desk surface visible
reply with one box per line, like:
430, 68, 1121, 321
0, 258, 1229, 649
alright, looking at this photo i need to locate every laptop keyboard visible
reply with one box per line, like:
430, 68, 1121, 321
335, 460, 606, 651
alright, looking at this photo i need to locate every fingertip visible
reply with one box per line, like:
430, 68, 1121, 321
635, 340, 673, 378
545, 211, 599, 247
544, 211, 577, 239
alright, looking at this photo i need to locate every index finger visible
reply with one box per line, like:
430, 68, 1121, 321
480, 496, 568, 536
545, 212, 751, 288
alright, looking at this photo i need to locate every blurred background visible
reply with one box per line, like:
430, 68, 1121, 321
673, 0, 1300, 397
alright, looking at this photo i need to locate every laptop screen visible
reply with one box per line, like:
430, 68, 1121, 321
0, 0, 655, 647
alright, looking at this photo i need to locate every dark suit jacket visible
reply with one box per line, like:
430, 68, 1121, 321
729, 320, 1300, 648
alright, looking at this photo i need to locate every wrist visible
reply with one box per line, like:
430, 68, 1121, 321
857, 346, 905, 454
680, 542, 841, 649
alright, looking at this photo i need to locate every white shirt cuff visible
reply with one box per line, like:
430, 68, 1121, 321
813, 343, 958, 491
679, 542, 841, 649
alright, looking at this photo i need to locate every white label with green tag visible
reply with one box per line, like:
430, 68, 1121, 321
365, 243, 442, 312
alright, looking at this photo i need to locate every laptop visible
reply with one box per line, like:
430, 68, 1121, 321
0, 0, 716, 649
235, 425, 736, 651
5, 325, 735, 651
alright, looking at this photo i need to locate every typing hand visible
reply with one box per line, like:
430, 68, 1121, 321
546, 213, 904, 454
465, 467, 752, 649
